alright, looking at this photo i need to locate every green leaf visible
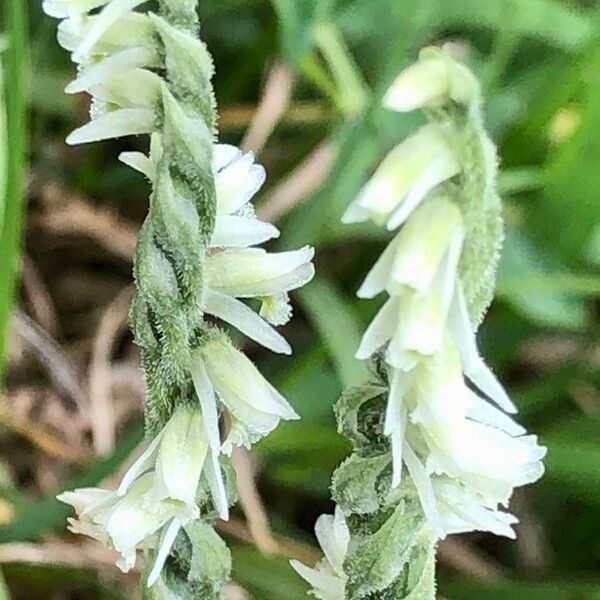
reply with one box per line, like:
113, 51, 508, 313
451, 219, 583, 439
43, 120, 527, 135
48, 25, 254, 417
441, 577, 600, 600
231, 545, 310, 600
496, 226, 590, 329
0, 0, 28, 381
299, 276, 370, 388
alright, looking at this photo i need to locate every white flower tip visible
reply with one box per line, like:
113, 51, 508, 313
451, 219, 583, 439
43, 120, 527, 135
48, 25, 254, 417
341, 203, 367, 225
56, 492, 72, 505
280, 341, 293, 356
356, 282, 378, 299
383, 58, 449, 113
64, 80, 81, 94
355, 347, 372, 361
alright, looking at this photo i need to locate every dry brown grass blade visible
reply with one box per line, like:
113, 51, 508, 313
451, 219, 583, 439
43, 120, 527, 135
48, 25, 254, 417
35, 181, 137, 262
257, 140, 336, 223
88, 285, 135, 455
241, 62, 294, 155
11, 309, 87, 409
0, 397, 86, 464
21, 255, 61, 337
437, 537, 504, 583
216, 516, 321, 565
220, 101, 328, 131
231, 446, 279, 554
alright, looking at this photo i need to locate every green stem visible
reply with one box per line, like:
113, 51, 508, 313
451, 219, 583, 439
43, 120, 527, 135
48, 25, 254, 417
313, 21, 368, 117
0, 0, 28, 381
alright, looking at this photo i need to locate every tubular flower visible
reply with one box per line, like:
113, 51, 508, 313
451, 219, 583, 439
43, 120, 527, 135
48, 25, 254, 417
58, 406, 225, 586
44, 0, 314, 592
191, 335, 299, 456
291, 508, 349, 600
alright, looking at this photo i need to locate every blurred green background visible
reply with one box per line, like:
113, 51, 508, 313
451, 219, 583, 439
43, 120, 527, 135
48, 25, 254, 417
0, 0, 599, 598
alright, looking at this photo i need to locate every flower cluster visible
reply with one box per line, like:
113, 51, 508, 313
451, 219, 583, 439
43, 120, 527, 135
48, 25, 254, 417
344, 46, 546, 538
295, 46, 545, 599
60, 406, 221, 587
44, 0, 314, 590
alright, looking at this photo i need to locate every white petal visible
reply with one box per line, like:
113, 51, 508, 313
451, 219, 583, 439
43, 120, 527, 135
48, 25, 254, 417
119, 151, 154, 180
57, 11, 152, 55
190, 356, 221, 455
467, 391, 525, 436
43, 0, 108, 18
206, 246, 315, 298
66, 107, 156, 145
210, 215, 280, 248
343, 124, 458, 228
200, 338, 299, 420
356, 235, 400, 299
204, 450, 229, 520
57, 487, 114, 515
216, 153, 266, 215
153, 407, 208, 507
315, 513, 345, 576
403, 443, 444, 537
385, 370, 408, 487
355, 296, 399, 360
89, 68, 161, 108
117, 430, 164, 496
386, 152, 460, 230
147, 519, 181, 587
203, 290, 291, 355
383, 58, 450, 112
290, 560, 345, 599
213, 144, 242, 172
74, 0, 148, 61
388, 197, 462, 294
66, 46, 158, 94
448, 286, 517, 413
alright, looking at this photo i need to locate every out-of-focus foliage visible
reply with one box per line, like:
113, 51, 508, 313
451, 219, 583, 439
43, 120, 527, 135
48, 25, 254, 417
0, 0, 598, 598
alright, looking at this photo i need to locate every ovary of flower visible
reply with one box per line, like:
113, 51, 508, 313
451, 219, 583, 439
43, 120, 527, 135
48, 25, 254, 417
57, 405, 223, 586
192, 336, 299, 456
290, 507, 349, 600
383, 46, 477, 113
342, 123, 460, 230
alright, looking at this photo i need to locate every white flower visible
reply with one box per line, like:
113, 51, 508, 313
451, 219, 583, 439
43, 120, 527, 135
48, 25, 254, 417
43, 0, 110, 18
204, 147, 315, 352
383, 46, 477, 113
342, 124, 459, 230
384, 336, 546, 536
290, 507, 348, 600
355, 197, 463, 368
191, 336, 299, 456
118, 142, 315, 352
55, 2, 154, 59
58, 405, 227, 586
204, 245, 314, 354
